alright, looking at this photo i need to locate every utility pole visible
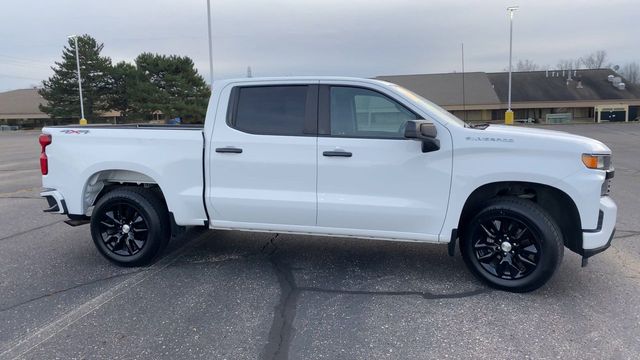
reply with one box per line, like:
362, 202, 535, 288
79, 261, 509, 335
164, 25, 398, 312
206, 0, 214, 89
68, 35, 86, 125
461, 43, 466, 122
505, 6, 519, 125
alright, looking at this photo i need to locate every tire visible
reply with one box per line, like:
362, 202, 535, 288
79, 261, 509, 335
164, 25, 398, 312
90, 187, 170, 267
459, 197, 564, 292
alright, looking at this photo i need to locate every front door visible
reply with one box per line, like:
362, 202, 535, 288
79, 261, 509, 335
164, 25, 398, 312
316, 83, 452, 240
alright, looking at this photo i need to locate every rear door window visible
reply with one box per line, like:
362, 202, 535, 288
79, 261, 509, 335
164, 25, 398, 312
229, 85, 316, 136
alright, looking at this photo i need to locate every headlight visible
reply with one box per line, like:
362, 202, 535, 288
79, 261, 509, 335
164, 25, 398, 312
582, 154, 611, 170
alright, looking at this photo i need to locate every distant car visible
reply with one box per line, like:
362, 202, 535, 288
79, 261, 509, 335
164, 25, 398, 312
39, 76, 616, 292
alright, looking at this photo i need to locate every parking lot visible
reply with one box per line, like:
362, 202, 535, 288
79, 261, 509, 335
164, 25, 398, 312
1, 123, 639, 359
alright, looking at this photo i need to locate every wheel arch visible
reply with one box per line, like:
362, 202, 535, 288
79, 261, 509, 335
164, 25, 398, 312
457, 181, 583, 254
82, 169, 168, 214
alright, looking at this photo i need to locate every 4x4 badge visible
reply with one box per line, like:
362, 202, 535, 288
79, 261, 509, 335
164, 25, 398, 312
60, 130, 89, 134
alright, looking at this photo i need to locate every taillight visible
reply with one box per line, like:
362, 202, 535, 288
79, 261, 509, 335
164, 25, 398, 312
39, 133, 52, 175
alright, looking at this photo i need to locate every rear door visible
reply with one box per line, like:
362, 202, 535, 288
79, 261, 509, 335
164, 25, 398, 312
316, 83, 452, 240
208, 83, 319, 228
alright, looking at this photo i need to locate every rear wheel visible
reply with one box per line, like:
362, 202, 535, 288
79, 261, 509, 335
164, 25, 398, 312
460, 197, 564, 292
90, 187, 170, 267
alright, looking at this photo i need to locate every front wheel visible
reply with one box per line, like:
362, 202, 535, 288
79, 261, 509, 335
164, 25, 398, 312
90, 187, 170, 267
460, 197, 564, 292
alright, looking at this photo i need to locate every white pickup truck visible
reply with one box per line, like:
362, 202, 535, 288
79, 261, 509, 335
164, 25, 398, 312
39, 77, 616, 292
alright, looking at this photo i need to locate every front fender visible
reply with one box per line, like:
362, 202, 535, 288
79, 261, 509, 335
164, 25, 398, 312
439, 144, 600, 241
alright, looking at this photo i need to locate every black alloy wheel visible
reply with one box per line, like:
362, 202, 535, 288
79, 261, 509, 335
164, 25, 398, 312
460, 197, 564, 293
472, 216, 541, 280
97, 202, 149, 257
90, 187, 170, 267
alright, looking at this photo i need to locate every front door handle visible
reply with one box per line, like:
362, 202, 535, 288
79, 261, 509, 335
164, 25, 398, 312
216, 147, 243, 154
323, 150, 352, 157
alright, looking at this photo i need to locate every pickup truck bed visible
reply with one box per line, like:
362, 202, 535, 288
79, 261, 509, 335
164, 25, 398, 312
41, 125, 208, 226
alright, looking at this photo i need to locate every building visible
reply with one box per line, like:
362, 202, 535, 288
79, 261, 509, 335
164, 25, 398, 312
0, 88, 121, 128
377, 68, 640, 123
0, 89, 50, 128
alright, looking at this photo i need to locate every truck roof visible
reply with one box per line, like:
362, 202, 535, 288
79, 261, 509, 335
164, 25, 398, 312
213, 76, 394, 87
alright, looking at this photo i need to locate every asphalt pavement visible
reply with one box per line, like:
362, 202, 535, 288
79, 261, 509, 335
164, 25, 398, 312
1, 123, 639, 359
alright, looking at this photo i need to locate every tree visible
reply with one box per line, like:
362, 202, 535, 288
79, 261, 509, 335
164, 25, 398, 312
620, 62, 639, 85
581, 50, 609, 69
108, 61, 138, 119
129, 53, 210, 122
556, 59, 580, 71
39, 35, 113, 120
515, 59, 539, 71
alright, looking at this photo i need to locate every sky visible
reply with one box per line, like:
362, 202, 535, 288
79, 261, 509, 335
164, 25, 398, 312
0, 0, 638, 91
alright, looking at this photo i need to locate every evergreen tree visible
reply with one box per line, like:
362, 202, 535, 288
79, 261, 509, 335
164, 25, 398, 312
130, 53, 210, 123
39, 35, 113, 121
109, 61, 138, 120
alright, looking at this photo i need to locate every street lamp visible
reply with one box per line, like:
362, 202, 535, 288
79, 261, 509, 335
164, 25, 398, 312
505, 6, 519, 125
68, 35, 87, 125
206, 0, 214, 89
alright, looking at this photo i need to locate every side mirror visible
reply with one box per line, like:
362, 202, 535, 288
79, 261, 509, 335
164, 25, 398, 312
404, 120, 440, 153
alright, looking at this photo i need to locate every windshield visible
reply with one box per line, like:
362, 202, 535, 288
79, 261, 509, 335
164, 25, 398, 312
390, 84, 468, 127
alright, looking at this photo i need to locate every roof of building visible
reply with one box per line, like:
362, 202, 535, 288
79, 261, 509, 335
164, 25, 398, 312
0, 88, 123, 120
375, 72, 500, 106
487, 68, 640, 103
377, 69, 640, 108
0, 88, 47, 118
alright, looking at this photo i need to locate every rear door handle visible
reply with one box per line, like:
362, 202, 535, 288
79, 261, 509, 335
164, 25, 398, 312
216, 147, 243, 154
323, 150, 352, 157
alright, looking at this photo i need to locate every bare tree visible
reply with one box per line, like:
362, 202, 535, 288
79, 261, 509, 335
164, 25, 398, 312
557, 59, 580, 71
581, 50, 609, 69
620, 62, 640, 85
515, 59, 539, 71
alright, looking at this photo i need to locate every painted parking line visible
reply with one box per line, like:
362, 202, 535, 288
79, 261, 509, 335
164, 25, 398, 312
0, 228, 208, 360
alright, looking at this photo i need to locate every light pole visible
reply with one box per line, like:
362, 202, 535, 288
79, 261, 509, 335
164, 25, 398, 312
505, 6, 518, 125
206, 0, 214, 89
68, 35, 86, 125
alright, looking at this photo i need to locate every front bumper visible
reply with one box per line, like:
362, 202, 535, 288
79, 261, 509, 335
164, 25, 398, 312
582, 196, 617, 249
581, 196, 617, 265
